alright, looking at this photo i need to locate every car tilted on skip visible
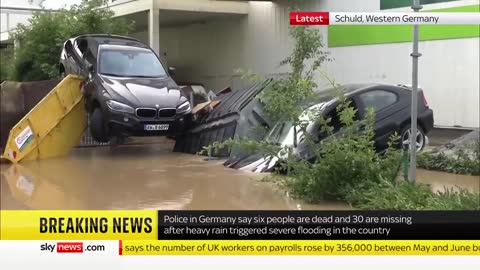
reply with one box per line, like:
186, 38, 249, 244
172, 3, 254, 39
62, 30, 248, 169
59, 34, 192, 143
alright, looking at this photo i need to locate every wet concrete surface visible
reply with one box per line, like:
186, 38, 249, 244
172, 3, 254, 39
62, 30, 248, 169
0, 140, 349, 210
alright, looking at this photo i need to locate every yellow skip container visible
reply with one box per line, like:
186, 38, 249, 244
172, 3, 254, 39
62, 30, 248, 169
1, 75, 87, 163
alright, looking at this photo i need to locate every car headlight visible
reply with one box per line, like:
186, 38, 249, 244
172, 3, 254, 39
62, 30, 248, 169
177, 100, 191, 113
106, 100, 134, 114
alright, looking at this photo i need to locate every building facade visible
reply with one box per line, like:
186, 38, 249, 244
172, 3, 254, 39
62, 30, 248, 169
110, 0, 478, 129
2, 0, 478, 128
0, 0, 44, 44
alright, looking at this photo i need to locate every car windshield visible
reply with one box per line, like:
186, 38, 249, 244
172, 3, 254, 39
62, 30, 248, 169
264, 101, 331, 145
265, 121, 293, 144
99, 47, 167, 78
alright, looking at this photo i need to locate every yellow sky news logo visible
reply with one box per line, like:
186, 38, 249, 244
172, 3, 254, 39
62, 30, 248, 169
1, 210, 158, 240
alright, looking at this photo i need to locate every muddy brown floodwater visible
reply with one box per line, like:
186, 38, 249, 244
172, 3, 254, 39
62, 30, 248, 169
415, 169, 479, 193
1, 140, 478, 210
0, 140, 350, 210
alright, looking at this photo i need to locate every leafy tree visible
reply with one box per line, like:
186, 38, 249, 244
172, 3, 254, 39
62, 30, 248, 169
261, 25, 331, 124
10, 0, 134, 81
0, 45, 14, 82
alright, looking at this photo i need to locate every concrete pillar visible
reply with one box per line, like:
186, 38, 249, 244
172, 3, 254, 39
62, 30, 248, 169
148, 8, 160, 56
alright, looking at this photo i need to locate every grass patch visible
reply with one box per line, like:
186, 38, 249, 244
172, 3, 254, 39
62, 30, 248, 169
344, 178, 480, 210
263, 173, 479, 210
418, 142, 480, 175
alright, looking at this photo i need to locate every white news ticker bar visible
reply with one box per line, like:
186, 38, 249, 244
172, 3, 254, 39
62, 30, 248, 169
330, 12, 480, 25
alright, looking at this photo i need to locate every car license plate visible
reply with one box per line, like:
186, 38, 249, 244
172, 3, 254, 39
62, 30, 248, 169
144, 124, 169, 131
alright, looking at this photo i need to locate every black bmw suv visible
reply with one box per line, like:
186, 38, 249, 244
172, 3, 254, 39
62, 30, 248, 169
59, 34, 192, 143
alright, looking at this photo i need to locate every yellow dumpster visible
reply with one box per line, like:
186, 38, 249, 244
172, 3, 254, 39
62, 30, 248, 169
1, 75, 87, 163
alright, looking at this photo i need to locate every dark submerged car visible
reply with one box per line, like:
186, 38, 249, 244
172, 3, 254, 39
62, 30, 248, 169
229, 83, 435, 172
59, 34, 192, 142
294, 84, 434, 158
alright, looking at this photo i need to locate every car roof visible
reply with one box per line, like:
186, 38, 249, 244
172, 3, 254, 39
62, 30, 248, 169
311, 83, 411, 104
72, 34, 148, 49
313, 83, 374, 99
98, 44, 152, 51
316, 83, 413, 94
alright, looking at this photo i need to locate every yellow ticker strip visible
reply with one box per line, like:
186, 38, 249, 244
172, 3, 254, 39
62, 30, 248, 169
122, 240, 480, 256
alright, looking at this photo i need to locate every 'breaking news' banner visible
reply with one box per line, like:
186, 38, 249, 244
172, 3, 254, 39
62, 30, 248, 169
1, 211, 479, 256
289, 12, 480, 25
1, 210, 479, 240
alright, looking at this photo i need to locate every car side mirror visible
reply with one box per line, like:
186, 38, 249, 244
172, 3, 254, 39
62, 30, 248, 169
168, 67, 176, 76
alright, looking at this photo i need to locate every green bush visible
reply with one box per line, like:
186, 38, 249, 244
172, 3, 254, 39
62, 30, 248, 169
426, 188, 480, 210
284, 98, 402, 202
417, 142, 480, 175
344, 178, 433, 210
11, 0, 134, 81
344, 178, 480, 210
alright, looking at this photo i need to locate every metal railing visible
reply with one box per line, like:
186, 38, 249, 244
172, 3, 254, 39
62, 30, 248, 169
77, 130, 110, 148
77, 116, 110, 148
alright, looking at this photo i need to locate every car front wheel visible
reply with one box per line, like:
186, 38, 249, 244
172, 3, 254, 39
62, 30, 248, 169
90, 107, 110, 143
400, 124, 425, 152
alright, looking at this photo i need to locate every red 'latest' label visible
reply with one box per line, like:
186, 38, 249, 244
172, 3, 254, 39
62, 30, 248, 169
57, 242, 83, 253
290, 12, 330, 25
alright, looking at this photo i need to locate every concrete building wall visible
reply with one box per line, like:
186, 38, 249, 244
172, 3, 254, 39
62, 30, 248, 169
328, 35, 479, 128
325, 0, 480, 128
0, 0, 43, 38
2, 0, 477, 127
152, 1, 293, 91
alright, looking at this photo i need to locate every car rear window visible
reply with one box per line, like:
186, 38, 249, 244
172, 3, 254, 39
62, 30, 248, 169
359, 90, 398, 112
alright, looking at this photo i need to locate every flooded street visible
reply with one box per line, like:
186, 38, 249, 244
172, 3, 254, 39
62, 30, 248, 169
0, 140, 349, 210
1, 139, 478, 210
416, 169, 479, 193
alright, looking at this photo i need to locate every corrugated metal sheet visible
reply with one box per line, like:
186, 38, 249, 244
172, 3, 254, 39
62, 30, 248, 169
173, 79, 273, 156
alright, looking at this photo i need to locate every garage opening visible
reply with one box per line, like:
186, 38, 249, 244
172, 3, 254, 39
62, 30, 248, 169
120, 9, 249, 94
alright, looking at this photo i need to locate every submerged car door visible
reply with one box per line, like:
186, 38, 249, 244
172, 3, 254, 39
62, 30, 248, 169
356, 88, 402, 150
